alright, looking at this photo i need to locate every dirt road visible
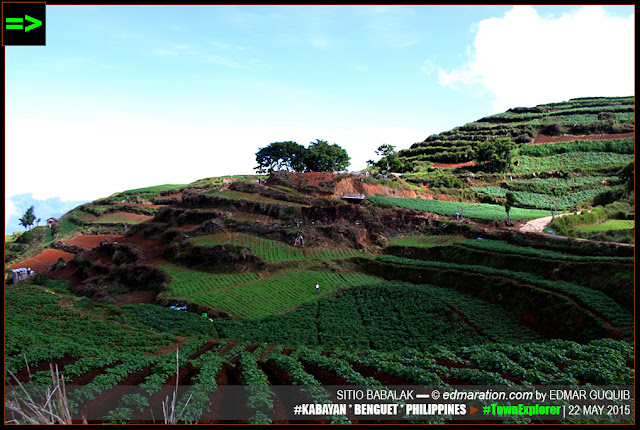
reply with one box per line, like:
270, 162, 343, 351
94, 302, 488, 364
519, 215, 555, 233
520, 212, 576, 233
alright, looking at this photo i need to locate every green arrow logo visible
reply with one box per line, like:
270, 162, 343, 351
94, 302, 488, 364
25, 15, 42, 32
5, 15, 42, 32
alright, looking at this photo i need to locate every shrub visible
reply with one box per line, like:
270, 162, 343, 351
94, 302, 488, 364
592, 189, 625, 207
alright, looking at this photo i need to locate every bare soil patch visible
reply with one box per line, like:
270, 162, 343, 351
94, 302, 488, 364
10, 249, 75, 273
333, 177, 418, 198
64, 234, 123, 250
432, 161, 476, 168
112, 290, 158, 305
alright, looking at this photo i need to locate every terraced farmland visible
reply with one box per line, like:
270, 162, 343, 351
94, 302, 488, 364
6, 282, 633, 424
388, 235, 467, 248
5, 96, 634, 425
369, 196, 550, 221
165, 269, 382, 319
64, 234, 123, 250
228, 212, 279, 224
9, 249, 75, 274
190, 232, 363, 262
512, 152, 633, 174
215, 190, 307, 206
216, 281, 543, 348
160, 264, 262, 296
471, 186, 608, 210
94, 212, 154, 224
577, 219, 634, 232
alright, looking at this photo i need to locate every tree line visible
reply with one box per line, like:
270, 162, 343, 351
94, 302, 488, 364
255, 139, 350, 174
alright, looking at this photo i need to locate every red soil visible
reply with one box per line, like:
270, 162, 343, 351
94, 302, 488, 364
63, 234, 123, 250
289, 171, 337, 187
117, 236, 166, 261
532, 132, 634, 144
431, 161, 476, 168
156, 193, 182, 199
10, 249, 75, 273
112, 290, 158, 305
333, 176, 419, 198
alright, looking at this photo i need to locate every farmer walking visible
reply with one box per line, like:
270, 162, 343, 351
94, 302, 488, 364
316, 283, 320, 294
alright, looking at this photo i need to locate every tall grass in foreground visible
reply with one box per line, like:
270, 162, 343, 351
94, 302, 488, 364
162, 349, 193, 424
5, 364, 76, 425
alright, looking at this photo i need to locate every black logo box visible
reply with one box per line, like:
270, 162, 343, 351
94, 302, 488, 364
2, 2, 46, 46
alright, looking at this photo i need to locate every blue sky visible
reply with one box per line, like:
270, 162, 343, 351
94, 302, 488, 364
4, 5, 635, 232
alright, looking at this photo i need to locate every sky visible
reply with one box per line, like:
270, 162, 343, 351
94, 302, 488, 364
4, 4, 635, 233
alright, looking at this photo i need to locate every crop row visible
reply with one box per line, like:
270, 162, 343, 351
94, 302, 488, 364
517, 175, 616, 188
388, 235, 466, 248
377, 255, 633, 326
577, 220, 634, 233
215, 281, 542, 351
455, 238, 634, 263
100, 339, 210, 424
505, 176, 616, 196
160, 264, 261, 296
228, 212, 278, 224
5, 283, 172, 374
121, 304, 218, 338
266, 354, 351, 424
519, 138, 633, 157
332, 337, 633, 385
285, 338, 633, 387
190, 232, 361, 263
512, 152, 633, 174
216, 190, 306, 206
369, 196, 550, 221
10, 338, 633, 424
472, 186, 610, 210
94, 212, 153, 224
239, 352, 275, 424
174, 347, 228, 424
178, 270, 381, 319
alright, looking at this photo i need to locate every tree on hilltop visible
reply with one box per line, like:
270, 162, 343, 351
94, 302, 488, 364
375, 144, 396, 174
19, 206, 37, 231
255, 139, 350, 173
303, 139, 350, 172
254, 141, 307, 174
368, 144, 414, 174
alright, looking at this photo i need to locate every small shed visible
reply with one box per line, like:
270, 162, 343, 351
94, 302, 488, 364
340, 194, 365, 203
12, 268, 34, 284
46, 217, 59, 228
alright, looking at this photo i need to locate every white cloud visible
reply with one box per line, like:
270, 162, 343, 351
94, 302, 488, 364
436, 5, 635, 112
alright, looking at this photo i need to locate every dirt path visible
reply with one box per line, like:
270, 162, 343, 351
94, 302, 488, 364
519, 215, 555, 233
520, 212, 575, 233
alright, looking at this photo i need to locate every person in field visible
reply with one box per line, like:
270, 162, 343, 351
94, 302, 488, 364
316, 283, 320, 294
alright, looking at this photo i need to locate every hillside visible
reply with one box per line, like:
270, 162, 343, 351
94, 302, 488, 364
4, 98, 634, 424
400, 96, 634, 165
